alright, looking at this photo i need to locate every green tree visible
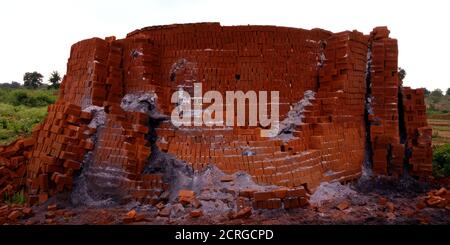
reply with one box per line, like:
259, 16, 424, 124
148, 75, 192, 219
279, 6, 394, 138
23, 72, 43, 89
424, 88, 430, 96
433, 144, 450, 178
430, 88, 444, 97
446, 88, 450, 96
48, 71, 61, 89
398, 67, 406, 81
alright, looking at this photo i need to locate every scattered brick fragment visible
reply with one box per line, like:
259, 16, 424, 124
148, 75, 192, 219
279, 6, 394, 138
336, 201, 350, 211
190, 209, 203, 218
179, 190, 195, 206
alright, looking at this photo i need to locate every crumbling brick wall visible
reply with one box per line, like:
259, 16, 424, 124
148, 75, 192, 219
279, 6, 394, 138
0, 23, 432, 205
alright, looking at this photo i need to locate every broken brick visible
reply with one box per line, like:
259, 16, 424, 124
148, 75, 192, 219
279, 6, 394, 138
253, 191, 273, 201
47, 204, 58, 212
220, 175, 234, 182
126, 209, 137, 219
178, 189, 195, 206
336, 200, 350, 211
7, 210, 22, 221
231, 207, 252, 219
190, 209, 203, 218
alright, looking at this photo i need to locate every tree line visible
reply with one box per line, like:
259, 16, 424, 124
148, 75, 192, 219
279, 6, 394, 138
426, 88, 450, 97
0, 71, 61, 89
0, 69, 448, 96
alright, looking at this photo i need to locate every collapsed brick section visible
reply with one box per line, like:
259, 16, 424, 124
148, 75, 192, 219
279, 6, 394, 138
0, 138, 33, 197
84, 106, 165, 203
402, 87, 432, 177
0, 23, 432, 209
25, 103, 94, 204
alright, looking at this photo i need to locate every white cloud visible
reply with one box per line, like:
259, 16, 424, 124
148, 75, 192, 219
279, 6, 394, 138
0, 0, 448, 91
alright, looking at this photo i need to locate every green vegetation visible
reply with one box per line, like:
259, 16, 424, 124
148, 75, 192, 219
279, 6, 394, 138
23, 72, 43, 89
0, 88, 57, 145
426, 91, 450, 115
0, 88, 56, 107
3, 189, 27, 205
398, 67, 406, 81
48, 71, 62, 90
0, 71, 60, 145
430, 88, 444, 98
432, 144, 450, 178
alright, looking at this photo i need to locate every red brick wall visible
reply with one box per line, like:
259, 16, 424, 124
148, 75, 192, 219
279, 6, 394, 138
0, 23, 433, 201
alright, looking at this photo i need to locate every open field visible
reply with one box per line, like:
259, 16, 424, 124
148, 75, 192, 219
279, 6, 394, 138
428, 114, 450, 145
0, 88, 57, 145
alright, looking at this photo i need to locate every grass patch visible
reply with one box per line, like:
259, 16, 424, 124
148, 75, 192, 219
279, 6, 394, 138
0, 88, 56, 145
0, 103, 48, 145
433, 126, 450, 131
433, 144, 450, 179
0, 88, 57, 107
427, 108, 444, 115
3, 189, 27, 205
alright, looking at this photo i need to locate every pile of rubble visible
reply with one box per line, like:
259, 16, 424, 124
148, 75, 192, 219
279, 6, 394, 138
418, 188, 449, 210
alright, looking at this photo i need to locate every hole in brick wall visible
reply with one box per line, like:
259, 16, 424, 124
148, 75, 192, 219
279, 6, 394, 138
104, 105, 111, 114
301, 183, 311, 194
170, 72, 176, 82
387, 144, 393, 176
235, 74, 241, 81
131, 50, 141, 59
280, 145, 286, 152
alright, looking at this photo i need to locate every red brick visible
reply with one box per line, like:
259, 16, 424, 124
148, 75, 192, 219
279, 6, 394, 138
253, 191, 273, 201
190, 209, 203, 218
178, 189, 195, 205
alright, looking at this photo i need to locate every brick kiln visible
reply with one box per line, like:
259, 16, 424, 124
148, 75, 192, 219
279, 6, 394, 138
0, 23, 432, 209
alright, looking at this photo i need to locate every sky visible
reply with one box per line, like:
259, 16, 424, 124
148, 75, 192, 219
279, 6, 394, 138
0, 0, 448, 91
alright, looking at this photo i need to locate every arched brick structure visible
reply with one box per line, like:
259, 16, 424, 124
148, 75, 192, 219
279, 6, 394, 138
0, 23, 432, 205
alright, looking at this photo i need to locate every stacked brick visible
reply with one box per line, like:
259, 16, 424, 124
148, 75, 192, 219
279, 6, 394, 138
402, 87, 432, 177
25, 103, 94, 204
59, 38, 110, 108
369, 27, 403, 175
128, 23, 331, 121
238, 186, 309, 210
122, 39, 161, 94
158, 122, 362, 190
0, 23, 434, 206
296, 31, 368, 186
104, 39, 125, 106
130, 173, 169, 204
0, 138, 34, 197
89, 107, 152, 183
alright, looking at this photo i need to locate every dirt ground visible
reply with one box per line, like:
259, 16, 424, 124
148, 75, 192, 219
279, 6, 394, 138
3, 176, 449, 225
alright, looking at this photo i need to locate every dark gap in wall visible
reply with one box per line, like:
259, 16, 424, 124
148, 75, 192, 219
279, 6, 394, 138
398, 86, 412, 176
398, 87, 408, 144
387, 144, 393, 175
235, 73, 241, 81
363, 45, 374, 170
